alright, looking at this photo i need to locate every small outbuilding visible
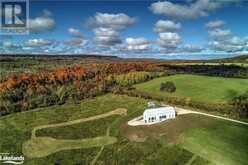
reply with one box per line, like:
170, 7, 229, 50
147, 101, 156, 108
143, 106, 176, 123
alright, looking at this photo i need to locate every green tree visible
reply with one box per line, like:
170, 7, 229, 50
160, 81, 176, 93
232, 92, 248, 117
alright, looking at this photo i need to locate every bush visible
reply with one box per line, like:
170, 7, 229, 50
160, 81, 176, 93
71, 91, 82, 104
231, 92, 248, 118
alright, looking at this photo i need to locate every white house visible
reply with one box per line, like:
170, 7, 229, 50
143, 106, 176, 123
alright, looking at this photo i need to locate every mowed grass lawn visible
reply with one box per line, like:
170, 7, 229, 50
134, 74, 248, 104
0, 94, 248, 164
180, 116, 248, 165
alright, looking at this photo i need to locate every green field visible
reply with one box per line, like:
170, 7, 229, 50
0, 94, 248, 164
36, 115, 118, 139
181, 122, 248, 165
135, 74, 248, 104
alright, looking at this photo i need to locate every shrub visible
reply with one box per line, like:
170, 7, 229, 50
160, 81, 176, 93
231, 92, 248, 118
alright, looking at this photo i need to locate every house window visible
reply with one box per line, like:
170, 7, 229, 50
159, 115, 167, 120
149, 116, 155, 122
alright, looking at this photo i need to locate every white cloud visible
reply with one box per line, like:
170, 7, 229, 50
206, 20, 225, 29
88, 12, 136, 47
157, 32, 181, 48
25, 39, 53, 46
94, 27, 122, 46
180, 44, 203, 52
94, 27, 119, 37
88, 12, 136, 30
68, 28, 83, 38
2, 41, 19, 48
208, 29, 231, 39
150, 0, 221, 19
2, 41, 13, 48
125, 37, 150, 51
29, 17, 55, 32
29, 10, 55, 32
228, 36, 247, 46
206, 20, 248, 53
208, 36, 248, 52
208, 40, 244, 52
154, 20, 181, 32
64, 38, 86, 46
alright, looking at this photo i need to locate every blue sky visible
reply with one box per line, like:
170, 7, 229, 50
1, 0, 248, 59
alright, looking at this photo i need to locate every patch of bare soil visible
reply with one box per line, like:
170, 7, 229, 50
120, 114, 216, 144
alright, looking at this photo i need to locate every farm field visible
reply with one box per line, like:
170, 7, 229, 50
134, 74, 248, 104
0, 94, 248, 164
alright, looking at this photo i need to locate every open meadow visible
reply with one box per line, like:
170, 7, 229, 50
134, 74, 248, 104
0, 94, 248, 164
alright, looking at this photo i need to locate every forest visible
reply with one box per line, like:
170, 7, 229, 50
1, 55, 248, 118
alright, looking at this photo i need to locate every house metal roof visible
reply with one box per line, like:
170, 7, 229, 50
143, 106, 175, 116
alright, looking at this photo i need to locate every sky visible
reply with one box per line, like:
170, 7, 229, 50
0, 0, 248, 59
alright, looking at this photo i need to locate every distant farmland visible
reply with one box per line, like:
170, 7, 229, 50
134, 74, 248, 104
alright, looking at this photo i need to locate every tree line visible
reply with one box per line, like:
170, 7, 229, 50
0, 62, 162, 116
160, 64, 248, 78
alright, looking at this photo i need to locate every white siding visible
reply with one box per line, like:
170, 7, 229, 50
143, 107, 176, 123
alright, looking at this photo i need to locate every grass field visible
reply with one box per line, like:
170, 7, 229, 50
0, 94, 248, 164
134, 74, 248, 104
36, 116, 118, 139
23, 108, 127, 158
0, 94, 148, 164
181, 116, 248, 165
23, 136, 117, 158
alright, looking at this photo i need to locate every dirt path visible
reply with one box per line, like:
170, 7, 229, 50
90, 127, 111, 165
175, 107, 248, 126
128, 105, 248, 127
185, 154, 197, 165
32, 108, 127, 138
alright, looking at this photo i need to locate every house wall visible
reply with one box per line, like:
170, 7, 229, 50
144, 111, 175, 123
